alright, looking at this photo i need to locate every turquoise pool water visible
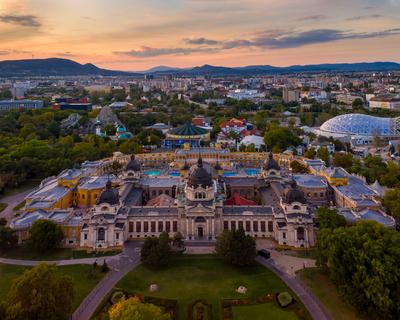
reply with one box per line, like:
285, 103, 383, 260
223, 171, 237, 177
170, 172, 180, 177
144, 169, 162, 176
244, 168, 260, 176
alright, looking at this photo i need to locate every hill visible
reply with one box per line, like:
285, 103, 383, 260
0, 58, 141, 77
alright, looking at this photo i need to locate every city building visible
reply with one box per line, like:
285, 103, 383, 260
0, 99, 44, 111
369, 97, 400, 110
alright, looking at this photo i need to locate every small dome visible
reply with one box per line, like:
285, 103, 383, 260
126, 154, 141, 172
263, 152, 280, 171
97, 180, 119, 205
188, 157, 213, 188
283, 180, 306, 204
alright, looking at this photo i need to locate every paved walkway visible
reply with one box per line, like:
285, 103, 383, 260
0, 188, 33, 223
0, 255, 122, 266
256, 256, 330, 320
71, 242, 142, 320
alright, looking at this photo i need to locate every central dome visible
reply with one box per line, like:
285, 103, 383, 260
263, 152, 280, 171
126, 154, 141, 172
97, 180, 119, 205
283, 180, 306, 204
188, 157, 213, 188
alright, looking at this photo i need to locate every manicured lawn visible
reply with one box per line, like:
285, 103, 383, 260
297, 267, 365, 320
116, 255, 308, 320
233, 304, 298, 320
0, 180, 39, 199
0, 246, 121, 260
0, 263, 105, 311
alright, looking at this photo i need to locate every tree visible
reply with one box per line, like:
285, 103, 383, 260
5, 264, 74, 320
290, 160, 310, 174
317, 147, 329, 166
316, 221, 400, 319
109, 297, 171, 320
264, 125, 301, 151
0, 226, 17, 252
352, 98, 364, 108
333, 153, 353, 168
216, 229, 256, 266
28, 219, 64, 251
383, 187, 400, 227
140, 232, 171, 268
316, 207, 346, 229
304, 148, 316, 159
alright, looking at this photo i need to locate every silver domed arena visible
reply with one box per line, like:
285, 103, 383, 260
318, 113, 400, 139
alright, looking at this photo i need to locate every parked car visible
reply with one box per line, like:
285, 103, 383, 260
257, 249, 271, 259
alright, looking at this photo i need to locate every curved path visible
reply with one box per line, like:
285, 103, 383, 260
256, 256, 331, 320
0, 242, 142, 320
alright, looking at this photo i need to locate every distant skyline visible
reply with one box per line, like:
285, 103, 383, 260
0, 0, 400, 71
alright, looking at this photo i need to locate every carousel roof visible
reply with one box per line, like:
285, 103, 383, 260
170, 121, 208, 136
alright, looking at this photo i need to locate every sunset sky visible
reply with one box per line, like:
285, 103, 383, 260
0, 0, 399, 71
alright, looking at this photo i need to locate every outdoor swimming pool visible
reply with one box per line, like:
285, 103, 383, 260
223, 171, 238, 177
244, 168, 260, 176
144, 169, 162, 176
170, 172, 180, 177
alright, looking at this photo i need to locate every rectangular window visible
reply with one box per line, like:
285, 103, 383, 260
238, 221, 243, 230
151, 221, 156, 232
230, 221, 236, 230
84, 234, 87, 240
253, 221, 258, 232
82, 194, 85, 199
144, 221, 148, 232
116, 233, 119, 239
136, 222, 141, 232
224, 221, 229, 230
173, 221, 178, 232
283, 232, 286, 239
166, 221, 171, 232
158, 221, 163, 232
129, 222, 134, 233
245, 221, 251, 232
260, 221, 266, 232
268, 221, 273, 232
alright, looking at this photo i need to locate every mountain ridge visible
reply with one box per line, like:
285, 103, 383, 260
0, 58, 399, 77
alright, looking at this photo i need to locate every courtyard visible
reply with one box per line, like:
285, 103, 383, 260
113, 255, 309, 320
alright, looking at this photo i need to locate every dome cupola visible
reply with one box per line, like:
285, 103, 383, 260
97, 180, 119, 205
126, 154, 141, 172
283, 180, 306, 204
188, 157, 213, 188
263, 152, 280, 171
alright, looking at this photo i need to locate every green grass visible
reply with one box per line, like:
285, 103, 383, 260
116, 255, 307, 320
0, 246, 121, 260
13, 200, 26, 211
297, 267, 365, 320
233, 304, 298, 320
0, 263, 104, 311
0, 202, 7, 212
0, 180, 39, 199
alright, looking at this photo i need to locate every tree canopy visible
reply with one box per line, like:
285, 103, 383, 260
28, 219, 64, 251
4, 264, 74, 320
316, 207, 346, 229
317, 221, 400, 319
109, 297, 171, 320
140, 231, 171, 268
215, 229, 256, 266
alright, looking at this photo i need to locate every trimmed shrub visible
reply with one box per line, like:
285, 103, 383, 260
277, 292, 293, 308
110, 291, 124, 304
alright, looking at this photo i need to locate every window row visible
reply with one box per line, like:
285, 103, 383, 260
129, 221, 178, 233
223, 220, 273, 232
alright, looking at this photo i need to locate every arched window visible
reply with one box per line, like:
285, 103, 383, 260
293, 205, 300, 210
98, 228, 105, 241
297, 227, 305, 241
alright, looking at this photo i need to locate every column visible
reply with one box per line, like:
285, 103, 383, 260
186, 219, 189, 237
206, 218, 209, 236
